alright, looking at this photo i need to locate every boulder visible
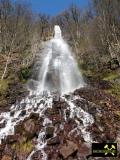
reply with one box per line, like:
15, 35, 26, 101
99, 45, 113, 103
59, 140, 78, 159
52, 115, 62, 125
19, 110, 26, 117
24, 119, 35, 134
5, 135, 19, 144
15, 113, 41, 139
31, 150, 43, 160
78, 143, 91, 157
47, 136, 60, 145
29, 113, 39, 120
45, 108, 59, 116
10, 111, 15, 117
46, 127, 54, 139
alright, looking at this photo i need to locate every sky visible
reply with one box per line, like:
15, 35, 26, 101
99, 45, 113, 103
29, 0, 90, 16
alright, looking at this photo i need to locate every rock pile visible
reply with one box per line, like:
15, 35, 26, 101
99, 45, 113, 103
0, 87, 120, 160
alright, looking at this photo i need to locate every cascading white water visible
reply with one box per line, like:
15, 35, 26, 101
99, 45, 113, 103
0, 26, 95, 160
37, 25, 84, 95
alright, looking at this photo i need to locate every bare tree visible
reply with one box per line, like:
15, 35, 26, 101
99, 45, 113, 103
0, 0, 33, 80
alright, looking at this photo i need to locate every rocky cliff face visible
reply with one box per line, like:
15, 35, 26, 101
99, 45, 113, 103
0, 86, 120, 160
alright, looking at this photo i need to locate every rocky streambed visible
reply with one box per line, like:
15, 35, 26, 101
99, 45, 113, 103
0, 87, 120, 160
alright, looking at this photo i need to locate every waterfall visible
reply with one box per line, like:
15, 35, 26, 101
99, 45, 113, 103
36, 25, 84, 95
0, 26, 95, 160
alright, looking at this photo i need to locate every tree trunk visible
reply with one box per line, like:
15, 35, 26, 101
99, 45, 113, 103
1, 51, 11, 80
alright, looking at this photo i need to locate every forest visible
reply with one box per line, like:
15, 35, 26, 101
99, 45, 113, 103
0, 0, 120, 159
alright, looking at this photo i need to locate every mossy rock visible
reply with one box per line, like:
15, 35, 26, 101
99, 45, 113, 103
12, 140, 33, 155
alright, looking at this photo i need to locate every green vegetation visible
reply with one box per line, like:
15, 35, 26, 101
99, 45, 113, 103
105, 84, 120, 100
102, 71, 119, 81
19, 67, 32, 82
0, 80, 9, 107
0, 80, 9, 94
0, 0, 120, 107
12, 140, 33, 154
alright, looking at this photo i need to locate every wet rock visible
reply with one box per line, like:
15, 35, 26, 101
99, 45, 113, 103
74, 98, 87, 110
46, 126, 54, 139
40, 99, 45, 104
31, 150, 43, 160
52, 115, 62, 125
64, 94, 72, 100
29, 113, 39, 119
47, 136, 60, 145
59, 97, 65, 103
66, 109, 70, 119
53, 94, 60, 103
24, 119, 35, 134
5, 135, 19, 144
15, 117, 40, 139
0, 120, 6, 128
45, 108, 59, 116
19, 110, 26, 117
20, 103, 26, 108
64, 119, 77, 133
53, 103, 61, 109
59, 140, 78, 159
10, 111, 15, 117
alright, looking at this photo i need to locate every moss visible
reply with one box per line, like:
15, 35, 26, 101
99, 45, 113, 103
0, 80, 9, 94
12, 140, 33, 154
102, 71, 119, 81
105, 84, 120, 100
0, 79, 11, 107
114, 111, 120, 121
115, 111, 120, 117
22, 141, 33, 153
80, 67, 120, 100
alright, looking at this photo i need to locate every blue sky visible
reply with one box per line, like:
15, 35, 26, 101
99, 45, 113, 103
29, 0, 90, 16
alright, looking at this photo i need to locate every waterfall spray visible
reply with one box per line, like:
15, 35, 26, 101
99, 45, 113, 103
37, 25, 84, 95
